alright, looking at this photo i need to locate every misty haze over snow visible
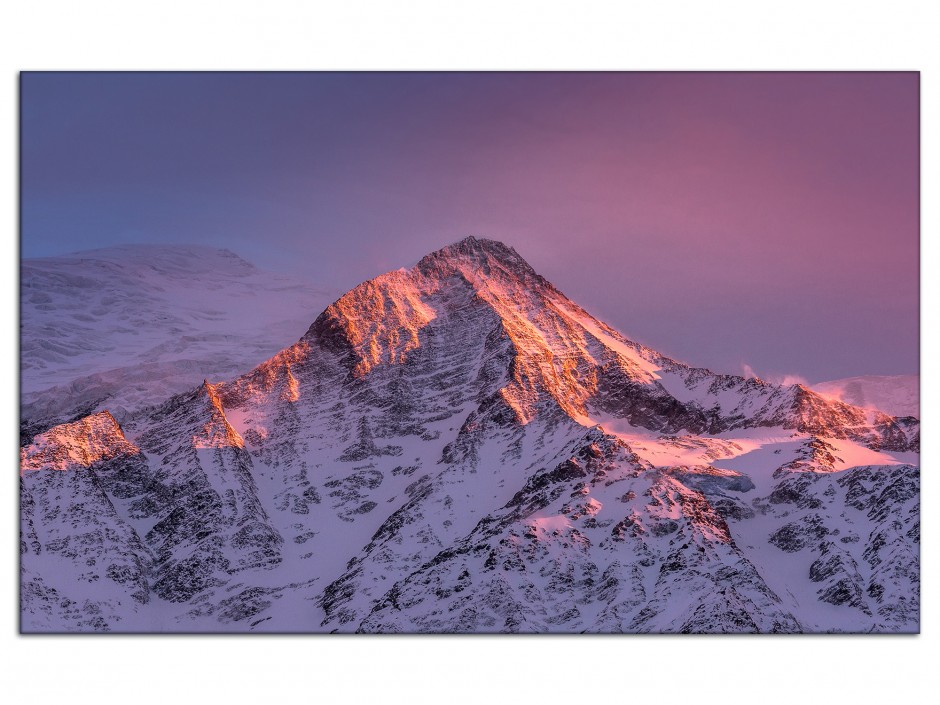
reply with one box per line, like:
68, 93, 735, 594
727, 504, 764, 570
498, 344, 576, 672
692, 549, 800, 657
21, 245, 335, 436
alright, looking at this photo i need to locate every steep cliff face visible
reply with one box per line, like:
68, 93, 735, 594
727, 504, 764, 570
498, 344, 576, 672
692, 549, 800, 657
131, 382, 283, 607
20, 237, 920, 633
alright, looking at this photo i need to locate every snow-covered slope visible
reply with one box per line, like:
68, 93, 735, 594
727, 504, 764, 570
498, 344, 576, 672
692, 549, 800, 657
812, 375, 919, 419
20, 245, 334, 435
20, 237, 919, 633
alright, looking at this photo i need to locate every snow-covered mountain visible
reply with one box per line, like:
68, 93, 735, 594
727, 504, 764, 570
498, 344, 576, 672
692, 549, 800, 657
812, 375, 919, 419
21, 245, 335, 439
20, 237, 920, 633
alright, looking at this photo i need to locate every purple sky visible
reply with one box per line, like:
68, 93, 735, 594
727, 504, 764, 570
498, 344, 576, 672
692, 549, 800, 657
20, 72, 919, 383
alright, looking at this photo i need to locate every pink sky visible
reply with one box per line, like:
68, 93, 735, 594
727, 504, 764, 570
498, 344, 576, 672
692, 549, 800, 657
22, 72, 918, 382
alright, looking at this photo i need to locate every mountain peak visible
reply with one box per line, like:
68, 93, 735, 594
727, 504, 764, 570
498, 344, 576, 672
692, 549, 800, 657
22, 237, 921, 634
415, 236, 537, 280
438, 235, 513, 257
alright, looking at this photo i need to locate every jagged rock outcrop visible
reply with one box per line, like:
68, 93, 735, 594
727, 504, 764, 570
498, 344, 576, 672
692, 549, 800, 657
20, 412, 153, 630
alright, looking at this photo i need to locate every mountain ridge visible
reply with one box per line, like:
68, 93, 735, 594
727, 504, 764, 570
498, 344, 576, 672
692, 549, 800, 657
20, 237, 920, 632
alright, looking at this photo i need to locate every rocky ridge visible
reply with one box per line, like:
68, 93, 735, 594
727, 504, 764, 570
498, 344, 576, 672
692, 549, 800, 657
20, 237, 919, 632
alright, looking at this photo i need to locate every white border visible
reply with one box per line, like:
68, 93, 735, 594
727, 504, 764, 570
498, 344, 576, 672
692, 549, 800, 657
2, 2, 938, 703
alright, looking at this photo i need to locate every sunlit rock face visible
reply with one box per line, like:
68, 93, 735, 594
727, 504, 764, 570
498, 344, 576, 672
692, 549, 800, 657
20, 237, 919, 633
812, 374, 920, 419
